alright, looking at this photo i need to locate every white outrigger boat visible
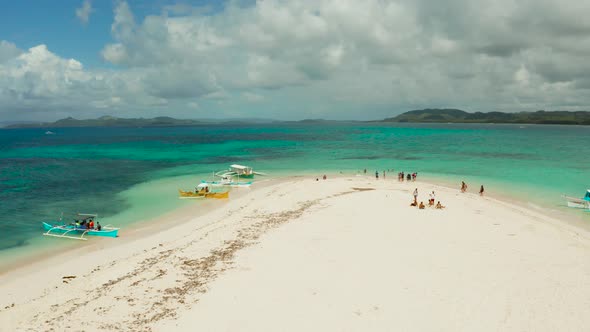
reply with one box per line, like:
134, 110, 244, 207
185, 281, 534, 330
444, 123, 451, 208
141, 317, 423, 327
562, 190, 590, 209
205, 174, 252, 188
216, 164, 266, 179
42, 213, 119, 240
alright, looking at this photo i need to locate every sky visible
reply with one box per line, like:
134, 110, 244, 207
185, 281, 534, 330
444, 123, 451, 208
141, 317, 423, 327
0, 0, 589, 121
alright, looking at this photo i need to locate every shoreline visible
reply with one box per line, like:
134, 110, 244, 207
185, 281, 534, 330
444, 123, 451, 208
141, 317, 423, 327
1, 171, 588, 277
1, 175, 589, 331
0, 175, 296, 276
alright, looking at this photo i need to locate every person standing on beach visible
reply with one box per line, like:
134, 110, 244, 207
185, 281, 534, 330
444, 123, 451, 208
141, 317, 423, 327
413, 188, 418, 204
461, 181, 467, 193
479, 185, 485, 196
375, 171, 379, 179
429, 191, 435, 206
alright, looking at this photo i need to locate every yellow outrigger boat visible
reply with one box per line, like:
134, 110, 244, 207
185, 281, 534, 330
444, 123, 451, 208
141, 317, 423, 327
178, 183, 229, 199
178, 189, 229, 199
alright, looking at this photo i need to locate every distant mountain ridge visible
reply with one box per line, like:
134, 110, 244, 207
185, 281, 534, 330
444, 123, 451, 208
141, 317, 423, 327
380, 109, 590, 125
4, 116, 276, 128
4, 109, 590, 128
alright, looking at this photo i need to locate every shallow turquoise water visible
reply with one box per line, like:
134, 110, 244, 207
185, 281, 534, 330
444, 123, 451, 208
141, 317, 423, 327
1, 123, 589, 261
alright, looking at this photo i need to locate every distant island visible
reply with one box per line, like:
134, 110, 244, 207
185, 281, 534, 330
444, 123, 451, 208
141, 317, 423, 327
4, 109, 590, 128
379, 109, 590, 125
3, 116, 276, 128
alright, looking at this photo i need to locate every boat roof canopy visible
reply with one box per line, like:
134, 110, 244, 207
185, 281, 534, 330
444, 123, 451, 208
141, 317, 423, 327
197, 183, 209, 188
78, 213, 97, 217
230, 164, 250, 170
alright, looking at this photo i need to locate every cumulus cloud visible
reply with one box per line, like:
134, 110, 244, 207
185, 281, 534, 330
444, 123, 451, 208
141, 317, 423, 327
242, 92, 264, 102
2, 0, 590, 121
75, 0, 93, 25
0, 40, 22, 63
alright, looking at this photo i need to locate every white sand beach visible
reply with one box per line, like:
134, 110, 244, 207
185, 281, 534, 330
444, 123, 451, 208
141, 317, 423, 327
1, 176, 589, 331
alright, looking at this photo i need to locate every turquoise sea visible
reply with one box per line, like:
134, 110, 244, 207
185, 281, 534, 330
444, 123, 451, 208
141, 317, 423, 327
1, 123, 589, 266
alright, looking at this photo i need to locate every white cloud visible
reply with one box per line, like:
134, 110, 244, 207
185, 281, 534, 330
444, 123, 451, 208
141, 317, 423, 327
75, 0, 93, 25
0, 41, 22, 63
2, 0, 590, 121
242, 92, 264, 102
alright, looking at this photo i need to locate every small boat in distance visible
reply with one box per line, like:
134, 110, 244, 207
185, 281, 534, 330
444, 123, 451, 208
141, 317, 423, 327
563, 190, 590, 209
178, 189, 229, 199
216, 164, 266, 179
206, 175, 252, 188
45, 130, 55, 135
178, 183, 229, 199
42, 213, 119, 240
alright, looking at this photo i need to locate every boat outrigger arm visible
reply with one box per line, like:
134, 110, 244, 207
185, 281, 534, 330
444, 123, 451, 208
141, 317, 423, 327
43, 225, 92, 241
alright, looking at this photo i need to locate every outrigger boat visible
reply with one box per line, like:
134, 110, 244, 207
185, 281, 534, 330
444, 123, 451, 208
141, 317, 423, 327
563, 190, 590, 209
178, 183, 229, 199
42, 213, 119, 240
216, 164, 265, 179
206, 175, 252, 188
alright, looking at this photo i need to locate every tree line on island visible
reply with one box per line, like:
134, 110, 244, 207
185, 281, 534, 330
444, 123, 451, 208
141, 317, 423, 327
4, 109, 590, 128
379, 109, 590, 125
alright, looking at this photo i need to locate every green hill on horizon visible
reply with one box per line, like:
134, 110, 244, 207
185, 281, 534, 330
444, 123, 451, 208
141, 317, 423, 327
381, 109, 590, 125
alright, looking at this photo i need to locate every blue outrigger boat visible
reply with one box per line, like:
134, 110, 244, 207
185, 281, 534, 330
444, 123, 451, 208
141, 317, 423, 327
42, 213, 119, 240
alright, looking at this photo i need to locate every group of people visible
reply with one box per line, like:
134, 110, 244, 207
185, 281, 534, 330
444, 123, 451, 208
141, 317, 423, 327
398, 172, 417, 182
73, 218, 102, 231
361, 169, 417, 182
315, 175, 328, 181
411, 188, 446, 210
195, 186, 210, 194
461, 181, 485, 196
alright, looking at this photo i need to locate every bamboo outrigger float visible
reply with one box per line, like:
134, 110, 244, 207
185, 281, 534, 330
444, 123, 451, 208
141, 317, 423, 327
562, 190, 590, 209
42, 213, 119, 241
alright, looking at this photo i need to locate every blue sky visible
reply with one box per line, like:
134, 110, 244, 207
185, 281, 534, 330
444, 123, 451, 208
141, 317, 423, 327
0, 0, 589, 121
1, 1, 226, 67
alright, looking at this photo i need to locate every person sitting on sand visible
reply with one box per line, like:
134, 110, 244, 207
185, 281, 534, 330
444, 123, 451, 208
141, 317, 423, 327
410, 201, 417, 207
436, 201, 445, 209
323, 175, 327, 180
419, 201, 425, 209
461, 181, 467, 193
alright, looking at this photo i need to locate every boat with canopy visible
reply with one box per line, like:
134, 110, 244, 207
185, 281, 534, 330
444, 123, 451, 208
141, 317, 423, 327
216, 164, 266, 179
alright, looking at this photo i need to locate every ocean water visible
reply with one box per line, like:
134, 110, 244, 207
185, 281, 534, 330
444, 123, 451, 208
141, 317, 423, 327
1, 123, 589, 264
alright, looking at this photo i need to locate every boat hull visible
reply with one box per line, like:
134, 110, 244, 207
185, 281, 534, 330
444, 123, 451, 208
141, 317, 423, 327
178, 190, 229, 199
563, 195, 590, 209
42, 222, 119, 238
209, 181, 252, 188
